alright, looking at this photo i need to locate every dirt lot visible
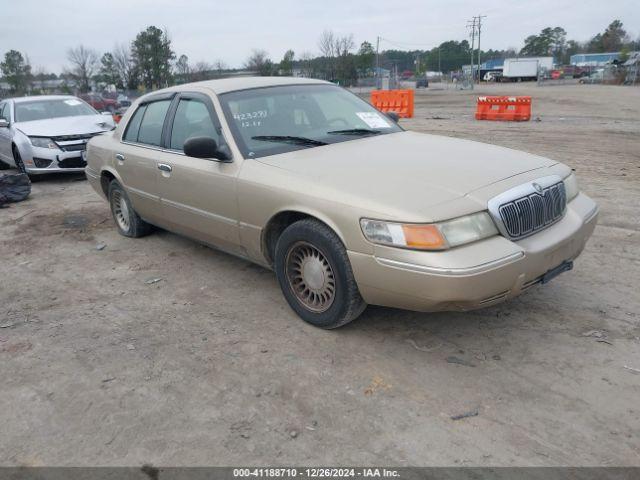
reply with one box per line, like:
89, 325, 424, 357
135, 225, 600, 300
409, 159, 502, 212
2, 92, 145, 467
1, 83, 639, 466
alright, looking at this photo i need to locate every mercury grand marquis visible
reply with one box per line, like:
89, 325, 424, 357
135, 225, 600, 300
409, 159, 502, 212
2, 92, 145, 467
85, 77, 598, 328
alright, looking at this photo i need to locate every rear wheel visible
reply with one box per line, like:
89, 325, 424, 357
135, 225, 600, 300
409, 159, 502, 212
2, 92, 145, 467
275, 219, 366, 329
108, 180, 152, 238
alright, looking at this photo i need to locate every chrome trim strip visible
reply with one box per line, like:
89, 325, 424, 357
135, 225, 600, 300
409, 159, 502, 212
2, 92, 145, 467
160, 198, 237, 226
56, 140, 89, 146
127, 186, 159, 202
375, 251, 524, 276
121, 140, 165, 153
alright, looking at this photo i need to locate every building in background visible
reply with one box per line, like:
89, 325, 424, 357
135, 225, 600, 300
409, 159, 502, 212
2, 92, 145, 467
570, 53, 620, 67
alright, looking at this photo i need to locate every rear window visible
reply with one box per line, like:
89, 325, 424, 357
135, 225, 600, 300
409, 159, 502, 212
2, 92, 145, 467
123, 105, 147, 143
137, 100, 171, 146
123, 100, 171, 146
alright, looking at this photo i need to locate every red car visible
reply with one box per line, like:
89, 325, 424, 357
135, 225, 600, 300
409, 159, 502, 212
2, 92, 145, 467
78, 93, 119, 113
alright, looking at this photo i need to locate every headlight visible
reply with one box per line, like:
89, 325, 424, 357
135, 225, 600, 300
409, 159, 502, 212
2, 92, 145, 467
360, 212, 498, 251
564, 172, 579, 201
29, 137, 58, 149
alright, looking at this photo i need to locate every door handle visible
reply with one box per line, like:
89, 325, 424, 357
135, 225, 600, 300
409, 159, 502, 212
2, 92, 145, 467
115, 153, 125, 162
157, 163, 172, 172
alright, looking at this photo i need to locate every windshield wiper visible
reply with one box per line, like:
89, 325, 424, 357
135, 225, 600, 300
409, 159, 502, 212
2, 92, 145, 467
251, 135, 327, 147
327, 128, 381, 136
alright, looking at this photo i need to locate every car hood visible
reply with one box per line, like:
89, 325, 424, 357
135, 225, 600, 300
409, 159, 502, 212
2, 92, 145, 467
15, 115, 114, 137
256, 131, 557, 217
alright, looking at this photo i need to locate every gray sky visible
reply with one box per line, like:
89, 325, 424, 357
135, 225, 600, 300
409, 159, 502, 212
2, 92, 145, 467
1, 0, 638, 72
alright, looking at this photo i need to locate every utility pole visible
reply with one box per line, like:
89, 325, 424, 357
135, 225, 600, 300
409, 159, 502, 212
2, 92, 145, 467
476, 15, 486, 84
438, 47, 441, 73
467, 17, 477, 89
375, 36, 380, 89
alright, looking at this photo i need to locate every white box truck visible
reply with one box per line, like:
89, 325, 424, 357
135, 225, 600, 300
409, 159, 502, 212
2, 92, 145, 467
503, 59, 539, 81
502, 57, 553, 81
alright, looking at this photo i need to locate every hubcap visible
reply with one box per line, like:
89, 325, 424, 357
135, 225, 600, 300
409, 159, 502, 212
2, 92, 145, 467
285, 241, 336, 313
112, 190, 130, 231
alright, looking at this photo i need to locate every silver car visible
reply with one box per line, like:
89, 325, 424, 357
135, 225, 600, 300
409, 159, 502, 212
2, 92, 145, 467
0, 95, 115, 175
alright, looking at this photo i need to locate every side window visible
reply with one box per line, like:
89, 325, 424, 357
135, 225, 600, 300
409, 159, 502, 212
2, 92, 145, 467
137, 100, 171, 147
123, 105, 147, 143
169, 99, 219, 151
0, 102, 9, 122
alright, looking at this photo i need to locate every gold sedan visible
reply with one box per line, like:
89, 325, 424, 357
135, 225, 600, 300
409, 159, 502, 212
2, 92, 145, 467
86, 77, 598, 328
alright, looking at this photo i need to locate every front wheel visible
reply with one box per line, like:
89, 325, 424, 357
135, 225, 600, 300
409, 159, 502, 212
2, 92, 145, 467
12, 146, 27, 174
275, 219, 366, 329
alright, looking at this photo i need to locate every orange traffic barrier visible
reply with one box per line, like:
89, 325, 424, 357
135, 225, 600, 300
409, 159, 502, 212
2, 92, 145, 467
475, 96, 531, 121
371, 89, 414, 118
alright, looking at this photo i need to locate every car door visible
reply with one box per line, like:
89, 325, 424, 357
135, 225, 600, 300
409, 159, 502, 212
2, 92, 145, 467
155, 92, 243, 255
116, 94, 174, 224
0, 101, 13, 163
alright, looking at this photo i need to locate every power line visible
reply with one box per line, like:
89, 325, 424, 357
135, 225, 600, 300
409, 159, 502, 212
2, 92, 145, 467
378, 37, 434, 49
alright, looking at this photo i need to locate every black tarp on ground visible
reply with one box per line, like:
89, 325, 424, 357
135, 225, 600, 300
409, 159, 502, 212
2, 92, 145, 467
0, 173, 31, 206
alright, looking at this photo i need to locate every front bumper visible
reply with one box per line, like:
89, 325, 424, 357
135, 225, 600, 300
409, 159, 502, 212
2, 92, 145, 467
22, 147, 87, 174
348, 192, 598, 312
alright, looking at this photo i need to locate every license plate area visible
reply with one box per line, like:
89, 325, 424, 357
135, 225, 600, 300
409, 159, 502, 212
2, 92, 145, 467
541, 260, 573, 284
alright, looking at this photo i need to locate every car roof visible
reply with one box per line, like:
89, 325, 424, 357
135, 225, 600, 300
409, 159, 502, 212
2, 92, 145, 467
160, 76, 332, 96
10, 95, 79, 104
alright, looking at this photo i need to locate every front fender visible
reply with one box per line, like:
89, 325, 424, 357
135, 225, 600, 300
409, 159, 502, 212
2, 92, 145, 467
267, 205, 348, 246
12, 129, 33, 164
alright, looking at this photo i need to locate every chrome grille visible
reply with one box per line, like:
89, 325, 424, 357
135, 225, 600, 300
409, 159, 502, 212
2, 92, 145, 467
52, 133, 100, 152
498, 181, 566, 239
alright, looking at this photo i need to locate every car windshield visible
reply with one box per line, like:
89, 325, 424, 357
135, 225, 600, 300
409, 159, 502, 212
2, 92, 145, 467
219, 84, 402, 158
14, 98, 97, 122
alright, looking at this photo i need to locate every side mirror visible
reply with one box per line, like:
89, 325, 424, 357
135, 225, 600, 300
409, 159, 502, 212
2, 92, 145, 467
184, 136, 231, 161
386, 112, 400, 123
0, 119, 8, 128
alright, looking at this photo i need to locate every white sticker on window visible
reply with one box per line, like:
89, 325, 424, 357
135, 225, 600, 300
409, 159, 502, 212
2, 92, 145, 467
356, 112, 391, 129
234, 110, 268, 128
64, 99, 82, 106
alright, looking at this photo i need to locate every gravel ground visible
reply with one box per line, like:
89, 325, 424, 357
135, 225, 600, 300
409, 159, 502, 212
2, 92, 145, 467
0, 83, 639, 466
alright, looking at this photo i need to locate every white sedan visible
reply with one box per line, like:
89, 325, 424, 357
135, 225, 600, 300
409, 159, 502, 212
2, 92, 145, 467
0, 95, 114, 175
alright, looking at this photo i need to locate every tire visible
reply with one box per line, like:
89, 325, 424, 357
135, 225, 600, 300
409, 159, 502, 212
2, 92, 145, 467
12, 146, 26, 174
108, 180, 153, 238
274, 219, 366, 329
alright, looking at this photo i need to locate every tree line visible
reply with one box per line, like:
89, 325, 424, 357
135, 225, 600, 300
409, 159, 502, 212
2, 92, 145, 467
520, 20, 638, 63
2, 20, 638, 95
1, 26, 184, 95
